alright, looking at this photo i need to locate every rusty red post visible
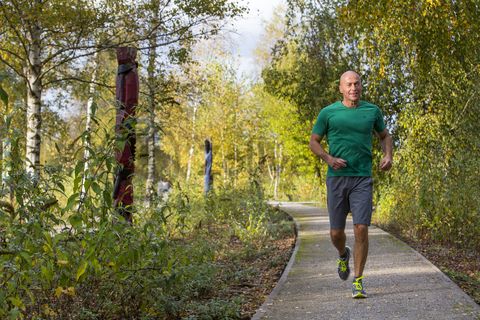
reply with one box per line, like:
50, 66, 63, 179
113, 47, 139, 223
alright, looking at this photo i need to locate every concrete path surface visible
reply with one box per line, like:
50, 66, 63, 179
253, 203, 480, 320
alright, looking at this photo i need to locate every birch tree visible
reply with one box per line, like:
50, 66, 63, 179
0, 76, 9, 192
185, 100, 198, 183
134, 0, 246, 204
145, 5, 160, 205
0, 0, 118, 181
79, 52, 99, 205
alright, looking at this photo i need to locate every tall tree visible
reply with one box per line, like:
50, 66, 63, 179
0, 73, 10, 192
0, 0, 117, 180
79, 52, 99, 205
144, 4, 160, 205
135, 0, 247, 204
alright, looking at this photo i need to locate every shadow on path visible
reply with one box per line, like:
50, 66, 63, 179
252, 202, 480, 320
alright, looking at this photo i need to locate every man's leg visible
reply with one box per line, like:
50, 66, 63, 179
327, 177, 348, 255
327, 177, 351, 280
349, 177, 373, 298
353, 224, 369, 277
331, 227, 351, 280
330, 228, 347, 255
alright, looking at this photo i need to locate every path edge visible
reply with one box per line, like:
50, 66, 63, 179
251, 203, 301, 320
374, 224, 480, 308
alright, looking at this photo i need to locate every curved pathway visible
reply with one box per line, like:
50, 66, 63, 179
253, 202, 480, 320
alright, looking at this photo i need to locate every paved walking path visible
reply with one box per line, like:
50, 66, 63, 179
253, 203, 480, 320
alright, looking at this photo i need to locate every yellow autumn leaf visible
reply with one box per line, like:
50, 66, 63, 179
42, 244, 51, 253
57, 259, 69, 266
54, 286, 64, 298
65, 287, 76, 296
43, 304, 57, 316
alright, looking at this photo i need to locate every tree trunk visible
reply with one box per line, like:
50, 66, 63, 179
278, 143, 283, 196
146, 36, 158, 206
25, 23, 42, 181
273, 139, 282, 200
273, 140, 278, 199
221, 129, 228, 185
264, 143, 274, 183
80, 52, 99, 204
233, 105, 238, 187
2, 123, 11, 190
233, 141, 238, 187
1, 109, 14, 203
185, 105, 197, 183
0, 128, 3, 185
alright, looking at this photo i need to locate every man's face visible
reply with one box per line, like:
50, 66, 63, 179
339, 72, 362, 103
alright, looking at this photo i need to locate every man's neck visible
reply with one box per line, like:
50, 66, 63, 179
342, 99, 360, 108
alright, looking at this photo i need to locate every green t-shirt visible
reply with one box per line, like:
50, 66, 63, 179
312, 100, 386, 177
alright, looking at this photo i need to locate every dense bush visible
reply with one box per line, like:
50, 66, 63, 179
0, 174, 294, 319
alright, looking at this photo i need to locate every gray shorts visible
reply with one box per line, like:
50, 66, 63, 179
326, 176, 373, 229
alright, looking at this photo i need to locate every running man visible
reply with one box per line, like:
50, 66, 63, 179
309, 70, 393, 298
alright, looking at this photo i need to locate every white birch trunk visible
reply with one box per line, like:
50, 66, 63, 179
146, 39, 158, 205
2, 129, 11, 187
264, 144, 274, 182
278, 143, 283, 196
233, 106, 238, 187
145, 10, 159, 206
25, 23, 42, 181
273, 139, 283, 200
1, 137, 8, 188
273, 140, 278, 199
80, 52, 99, 203
145, 104, 156, 203
267, 162, 274, 182
233, 142, 238, 187
185, 105, 197, 183
221, 128, 227, 184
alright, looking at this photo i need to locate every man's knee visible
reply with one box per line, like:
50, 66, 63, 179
353, 224, 368, 242
330, 228, 345, 241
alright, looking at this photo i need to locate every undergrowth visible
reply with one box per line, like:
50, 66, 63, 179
0, 172, 294, 319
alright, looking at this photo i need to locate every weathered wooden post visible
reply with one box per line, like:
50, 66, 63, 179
113, 47, 139, 223
204, 139, 213, 194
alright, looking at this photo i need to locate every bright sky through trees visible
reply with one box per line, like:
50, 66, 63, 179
231, 0, 285, 77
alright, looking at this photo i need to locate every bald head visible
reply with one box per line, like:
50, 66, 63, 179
339, 70, 362, 107
340, 71, 361, 85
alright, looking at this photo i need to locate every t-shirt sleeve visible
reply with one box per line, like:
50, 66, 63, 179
374, 107, 386, 133
312, 109, 328, 136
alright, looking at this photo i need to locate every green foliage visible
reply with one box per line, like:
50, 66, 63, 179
261, 0, 480, 253
0, 144, 294, 319
263, 0, 352, 122
338, 0, 480, 251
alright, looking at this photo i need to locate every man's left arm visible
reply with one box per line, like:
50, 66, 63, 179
377, 128, 393, 171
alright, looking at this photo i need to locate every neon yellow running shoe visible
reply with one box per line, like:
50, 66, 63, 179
352, 276, 367, 299
336, 246, 351, 281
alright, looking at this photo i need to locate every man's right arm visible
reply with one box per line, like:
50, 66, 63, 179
309, 134, 347, 170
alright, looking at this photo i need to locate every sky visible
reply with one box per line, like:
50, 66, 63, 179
229, 0, 285, 78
